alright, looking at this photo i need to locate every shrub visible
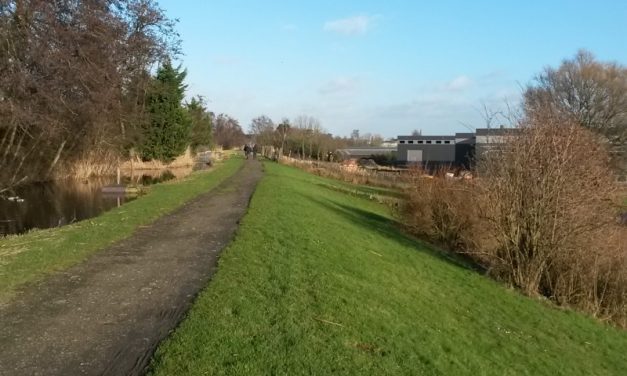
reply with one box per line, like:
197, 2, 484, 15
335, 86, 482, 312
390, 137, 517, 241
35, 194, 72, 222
401, 113, 627, 327
402, 169, 479, 252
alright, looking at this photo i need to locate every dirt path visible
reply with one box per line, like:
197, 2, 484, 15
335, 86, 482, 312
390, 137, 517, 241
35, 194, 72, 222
0, 159, 263, 376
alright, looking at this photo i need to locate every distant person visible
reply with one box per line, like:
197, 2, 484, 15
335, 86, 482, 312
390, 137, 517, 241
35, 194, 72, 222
243, 144, 251, 159
252, 143, 260, 159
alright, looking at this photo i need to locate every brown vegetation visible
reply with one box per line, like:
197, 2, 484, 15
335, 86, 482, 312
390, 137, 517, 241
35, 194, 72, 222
120, 147, 195, 171
0, 0, 178, 191
403, 170, 479, 252
525, 50, 627, 178
248, 115, 386, 161
280, 156, 405, 191
213, 114, 246, 150
401, 115, 627, 327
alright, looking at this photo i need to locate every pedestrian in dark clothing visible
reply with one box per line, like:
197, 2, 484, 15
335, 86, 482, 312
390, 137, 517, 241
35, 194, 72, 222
243, 144, 251, 159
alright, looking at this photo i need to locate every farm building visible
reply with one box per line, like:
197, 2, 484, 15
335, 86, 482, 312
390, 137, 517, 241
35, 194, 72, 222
396, 128, 516, 167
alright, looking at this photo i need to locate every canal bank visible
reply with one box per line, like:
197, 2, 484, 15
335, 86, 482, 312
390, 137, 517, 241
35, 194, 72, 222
0, 157, 244, 304
0, 158, 262, 376
0, 158, 215, 236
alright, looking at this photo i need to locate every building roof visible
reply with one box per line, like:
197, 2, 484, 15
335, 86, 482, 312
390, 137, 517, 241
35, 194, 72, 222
397, 135, 455, 141
454, 132, 475, 138
475, 127, 517, 135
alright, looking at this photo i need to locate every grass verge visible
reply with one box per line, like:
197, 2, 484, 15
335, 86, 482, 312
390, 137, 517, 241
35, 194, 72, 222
0, 157, 244, 303
150, 162, 627, 375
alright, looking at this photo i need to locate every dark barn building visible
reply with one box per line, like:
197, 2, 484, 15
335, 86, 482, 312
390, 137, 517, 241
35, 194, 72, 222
397, 133, 474, 169
396, 128, 514, 168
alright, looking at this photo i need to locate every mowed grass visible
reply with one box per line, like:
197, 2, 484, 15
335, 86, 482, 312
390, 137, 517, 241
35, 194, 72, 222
150, 163, 627, 375
0, 157, 244, 303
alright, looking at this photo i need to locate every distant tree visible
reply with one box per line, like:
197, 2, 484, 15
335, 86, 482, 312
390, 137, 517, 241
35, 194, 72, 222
249, 115, 275, 146
276, 118, 291, 154
186, 96, 213, 152
141, 62, 191, 162
369, 134, 384, 146
249, 115, 274, 135
524, 50, 627, 174
293, 115, 321, 158
213, 114, 245, 149
345, 131, 385, 147
351, 129, 360, 140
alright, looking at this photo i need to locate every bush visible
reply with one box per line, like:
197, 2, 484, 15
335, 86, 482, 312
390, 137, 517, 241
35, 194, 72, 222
401, 113, 627, 327
403, 169, 479, 252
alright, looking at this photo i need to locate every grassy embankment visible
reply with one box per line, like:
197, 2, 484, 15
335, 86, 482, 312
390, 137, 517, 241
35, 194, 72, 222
0, 157, 244, 303
151, 162, 627, 376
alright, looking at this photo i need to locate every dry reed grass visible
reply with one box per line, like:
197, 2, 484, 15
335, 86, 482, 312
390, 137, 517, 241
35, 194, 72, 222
279, 156, 407, 190
54, 148, 200, 181
54, 150, 119, 180
120, 147, 195, 171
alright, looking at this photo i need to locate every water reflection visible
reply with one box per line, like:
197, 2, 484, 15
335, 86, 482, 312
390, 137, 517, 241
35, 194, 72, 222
0, 169, 186, 236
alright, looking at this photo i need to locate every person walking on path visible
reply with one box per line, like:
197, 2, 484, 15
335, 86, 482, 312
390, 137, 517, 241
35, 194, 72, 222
243, 144, 251, 159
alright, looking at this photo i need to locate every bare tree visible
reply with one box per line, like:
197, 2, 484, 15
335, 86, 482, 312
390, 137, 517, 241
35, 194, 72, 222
276, 118, 290, 156
249, 115, 275, 147
293, 115, 320, 159
213, 114, 245, 149
0, 0, 179, 190
524, 50, 627, 176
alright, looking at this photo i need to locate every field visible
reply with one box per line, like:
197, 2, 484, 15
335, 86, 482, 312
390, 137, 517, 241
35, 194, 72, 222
150, 162, 627, 375
0, 157, 244, 303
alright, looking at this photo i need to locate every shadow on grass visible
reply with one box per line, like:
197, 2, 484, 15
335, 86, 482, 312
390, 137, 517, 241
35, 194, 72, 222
313, 181, 406, 200
297, 191, 477, 273
270, 162, 405, 199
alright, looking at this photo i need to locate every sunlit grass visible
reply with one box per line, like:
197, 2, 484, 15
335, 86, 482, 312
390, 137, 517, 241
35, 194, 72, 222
0, 157, 244, 303
150, 162, 627, 375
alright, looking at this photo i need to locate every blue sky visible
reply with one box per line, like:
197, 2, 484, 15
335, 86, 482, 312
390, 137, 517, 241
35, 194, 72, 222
159, 0, 627, 138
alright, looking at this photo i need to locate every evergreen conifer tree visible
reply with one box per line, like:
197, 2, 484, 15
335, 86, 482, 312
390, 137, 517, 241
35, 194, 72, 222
141, 61, 191, 162
187, 96, 213, 152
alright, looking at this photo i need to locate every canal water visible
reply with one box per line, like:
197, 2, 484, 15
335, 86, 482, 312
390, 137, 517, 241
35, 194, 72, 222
0, 169, 184, 236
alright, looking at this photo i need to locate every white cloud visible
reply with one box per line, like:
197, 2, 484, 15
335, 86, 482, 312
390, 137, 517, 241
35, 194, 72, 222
318, 76, 360, 95
444, 75, 473, 91
323, 15, 378, 36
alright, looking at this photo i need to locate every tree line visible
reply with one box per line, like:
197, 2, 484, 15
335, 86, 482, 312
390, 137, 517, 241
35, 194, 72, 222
244, 115, 386, 160
0, 1, 388, 193
0, 0, 213, 192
